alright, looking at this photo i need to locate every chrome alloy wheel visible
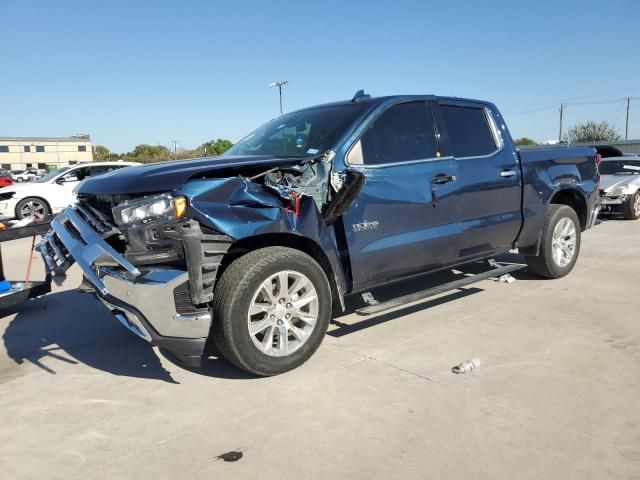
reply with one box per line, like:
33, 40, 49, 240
20, 200, 47, 220
247, 270, 319, 357
634, 193, 640, 217
551, 217, 577, 267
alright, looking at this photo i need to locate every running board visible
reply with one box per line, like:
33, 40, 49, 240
355, 263, 524, 316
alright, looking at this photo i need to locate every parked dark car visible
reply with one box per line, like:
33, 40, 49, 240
38, 93, 600, 375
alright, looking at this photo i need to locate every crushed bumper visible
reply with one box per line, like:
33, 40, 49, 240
37, 206, 212, 366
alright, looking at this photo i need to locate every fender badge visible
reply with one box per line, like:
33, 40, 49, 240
352, 220, 379, 232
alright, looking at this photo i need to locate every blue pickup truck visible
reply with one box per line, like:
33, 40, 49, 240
38, 92, 599, 375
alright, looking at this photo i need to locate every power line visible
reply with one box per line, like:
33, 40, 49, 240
503, 86, 640, 115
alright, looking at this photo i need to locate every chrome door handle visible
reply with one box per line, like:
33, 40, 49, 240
500, 170, 517, 178
431, 174, 456, 185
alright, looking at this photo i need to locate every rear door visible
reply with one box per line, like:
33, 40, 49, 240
433, 101, 522, 258
342, 100, 462, 290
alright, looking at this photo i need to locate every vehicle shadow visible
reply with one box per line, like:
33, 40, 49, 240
1, 289, 260, 382
1, 290, 180, 382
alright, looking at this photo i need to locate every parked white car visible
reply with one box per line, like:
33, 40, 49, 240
599, 156, 640, 220
11, 169, 41, 182
0, 162, 138, 220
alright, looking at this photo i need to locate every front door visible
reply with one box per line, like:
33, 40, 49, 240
341, 100, 463, 290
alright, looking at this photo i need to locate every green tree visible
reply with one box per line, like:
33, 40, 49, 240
564, 121, 621, 143
123, 144, 172, 163
514, 137, 536, 146
200, 138, 233, 156
93, 145, 111, 161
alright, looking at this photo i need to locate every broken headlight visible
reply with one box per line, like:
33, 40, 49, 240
112, 194, 187, 226
607, 184, 629, 197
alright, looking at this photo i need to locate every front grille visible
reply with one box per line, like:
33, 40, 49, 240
76, 193, 134, 224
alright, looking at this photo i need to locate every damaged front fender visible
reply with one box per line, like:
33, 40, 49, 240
180, 176, 349, 307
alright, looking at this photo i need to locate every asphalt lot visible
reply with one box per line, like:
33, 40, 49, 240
0, 217, 639, 479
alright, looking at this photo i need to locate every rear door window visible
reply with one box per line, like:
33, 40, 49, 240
359, 101, 439, 165
439, 104, 497, 158
89, 165, 121, 176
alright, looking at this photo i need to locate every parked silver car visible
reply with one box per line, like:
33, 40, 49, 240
599, 156, 640, 219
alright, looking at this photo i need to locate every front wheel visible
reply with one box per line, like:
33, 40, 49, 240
622, 191, 640, 220
211, 246, 332, 376
525, 204, 581, 279
15, 197, 50, 220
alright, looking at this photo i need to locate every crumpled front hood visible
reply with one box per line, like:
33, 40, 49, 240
76, 155, 304, 195
600, 174, 637, 193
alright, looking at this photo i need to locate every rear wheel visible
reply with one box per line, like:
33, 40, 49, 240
525, 204, 581, 279
15, 197, 50, 220
622, 191, 640, 220
211, 246, 332, 376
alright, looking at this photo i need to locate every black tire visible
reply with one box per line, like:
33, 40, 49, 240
622, 191, 640, 220
16, 177, 23, 183
525, 204, 581, 279
211, 246, 332, 376
15, 197, 50, 220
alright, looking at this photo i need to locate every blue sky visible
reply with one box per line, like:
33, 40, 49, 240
1, 0, 639, 152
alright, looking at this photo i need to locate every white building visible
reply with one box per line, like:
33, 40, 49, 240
0, 135, 93, 171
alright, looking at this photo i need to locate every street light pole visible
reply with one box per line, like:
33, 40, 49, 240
269, 80, 289, 115
558, 104, 564, 142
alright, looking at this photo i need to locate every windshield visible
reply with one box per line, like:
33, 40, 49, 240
37, 167, 70, 183
225, 103, 370, 158
599, 160, 640, 176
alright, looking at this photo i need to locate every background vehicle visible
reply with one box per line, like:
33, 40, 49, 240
0, 161, 138, 220
598, 156, 640, 220
39, 94, 599, 376
11, 169, 40, 182
0, 175, 12, 188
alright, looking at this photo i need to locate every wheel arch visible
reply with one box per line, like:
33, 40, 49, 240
216, 233, 345, 313
549, 188, 587, 230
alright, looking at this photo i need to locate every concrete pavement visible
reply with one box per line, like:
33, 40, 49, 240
0, 217, 639, 479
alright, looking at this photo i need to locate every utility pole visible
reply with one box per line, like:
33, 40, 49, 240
269, 80, 289, 116
625, 97, 631, 141
172, 140, 177, 160
558, 104, 564, 142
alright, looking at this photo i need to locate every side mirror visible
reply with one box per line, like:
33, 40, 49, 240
56, 176, 78, 184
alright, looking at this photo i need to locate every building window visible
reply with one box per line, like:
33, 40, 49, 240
37, 163, 47, 169
69, 161, 78, 165
1, 164, 10, 170
78, 145, 87, 152
26, 163, 33, 168
24, 146, 31, 152
35, 145, 45, 152
0, 146, 8, 153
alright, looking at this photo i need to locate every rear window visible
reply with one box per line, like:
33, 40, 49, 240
440, 105, 497, 158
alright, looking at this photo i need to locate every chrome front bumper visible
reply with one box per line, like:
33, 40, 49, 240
37, 206, 212, 360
